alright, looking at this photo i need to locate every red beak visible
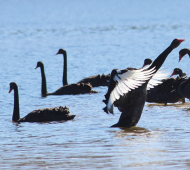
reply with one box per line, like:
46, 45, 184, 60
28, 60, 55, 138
178, 39, 185, 43
9, 88, 12, 93
142, 64, 146, 68
55, 52, 59, 55
170, 71, 175, 77
179, 55, 183, 62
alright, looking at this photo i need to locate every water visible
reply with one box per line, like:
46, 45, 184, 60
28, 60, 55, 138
1, 0, 190, 169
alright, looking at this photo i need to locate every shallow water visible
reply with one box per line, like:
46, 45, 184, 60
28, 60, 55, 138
1, 0, 190, 169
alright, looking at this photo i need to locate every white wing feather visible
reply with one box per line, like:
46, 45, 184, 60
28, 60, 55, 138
147, 68, 169, 90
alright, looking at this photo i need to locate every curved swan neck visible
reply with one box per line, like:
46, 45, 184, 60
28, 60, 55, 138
186, 49, 190, 56
40, 64, 48, 96
63, 51, 68, 86
178, 70, 184, 77
12, 86, 20, 122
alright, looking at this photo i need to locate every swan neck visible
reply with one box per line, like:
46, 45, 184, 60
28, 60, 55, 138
187, 50, 190, 56
40, 65, 48, 95
12, 86, 20, 122
63, 51, 68, 86
149, 45, 173, 72
178, 70, 183, 77
146, 45, 173, 86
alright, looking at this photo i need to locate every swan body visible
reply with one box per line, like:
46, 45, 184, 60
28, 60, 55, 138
178, 78, 190, 100
147, 77, 186, 105
36, 61, 97, 96
103, 39, 184, 127
9, 82, 75, 122
77, 74, 110, 87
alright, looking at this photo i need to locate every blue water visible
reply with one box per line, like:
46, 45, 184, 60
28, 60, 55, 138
1, 0, 190, 169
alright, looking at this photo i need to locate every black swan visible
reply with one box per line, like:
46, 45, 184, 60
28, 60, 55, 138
35, 61, 97, 97
103, 39, 184, 128
147, 68, 186, 105
56, 49, 110, 87
142, 59, 186, 105
9, 82, 75, 122
179, 48, 190, 62
172, 67, 190, 100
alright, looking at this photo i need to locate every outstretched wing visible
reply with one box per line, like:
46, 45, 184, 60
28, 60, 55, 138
147, 68, 169, 90
104, 66, 156, 114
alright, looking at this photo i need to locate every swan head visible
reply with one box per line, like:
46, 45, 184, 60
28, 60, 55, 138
9, 82, 17, 93
142, 58, 152, 68
179, 48, 190, 62
170, 39, 185, 49
35, 61, 44, 69
56, 49, 66, 55
170, 68, 182, 77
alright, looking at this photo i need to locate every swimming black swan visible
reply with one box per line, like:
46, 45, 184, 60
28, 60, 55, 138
9, 82, 75, 122
147, 68, 186, 105
56, 49, 110, 87
103, 39, 184, 128
142, 59, 186, 105
179, 48, 190, 61
35, 61, 97, 97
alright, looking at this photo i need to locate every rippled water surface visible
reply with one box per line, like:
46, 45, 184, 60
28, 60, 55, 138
1, 0, 190, 169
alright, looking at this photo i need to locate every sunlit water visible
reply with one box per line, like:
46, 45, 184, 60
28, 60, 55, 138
1, 0, 190, 169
